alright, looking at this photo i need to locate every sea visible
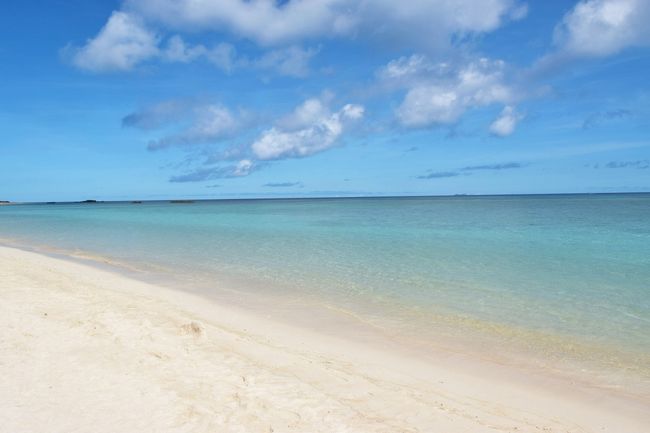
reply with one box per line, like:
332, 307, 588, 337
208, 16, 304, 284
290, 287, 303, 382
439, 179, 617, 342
1, 194, 649, 389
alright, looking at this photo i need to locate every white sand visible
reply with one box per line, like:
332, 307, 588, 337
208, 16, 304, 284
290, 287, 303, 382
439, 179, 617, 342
1, 245, 648, 433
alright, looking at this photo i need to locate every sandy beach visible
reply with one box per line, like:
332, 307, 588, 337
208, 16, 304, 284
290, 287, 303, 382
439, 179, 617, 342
1, 244, 648, 433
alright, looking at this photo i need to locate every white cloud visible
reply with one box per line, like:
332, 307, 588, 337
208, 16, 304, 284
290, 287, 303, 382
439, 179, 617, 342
73, 11, 160, 71
554, 0, 650, 57
183, 105, 238, 140
74, 22, 315, 77
255, 46, 319, 78
163, 96, 364, 181
377, 54, 446, 82
276, 95, 331, 130
393, 57, 514, 128
163, 35, 207, 63
127, 95, 363, 163
251, 98, 364, 160
122, 99, 190, 129
124, 0, 351, 46
489, 106, 523, 136
123, 102, 244, 150
232, 159, 255, 176
169, 159, 257, 182
74, 1, 527, 74
206, 43, 238, 73
397, 87, 465, 126
116, 0, 525, 49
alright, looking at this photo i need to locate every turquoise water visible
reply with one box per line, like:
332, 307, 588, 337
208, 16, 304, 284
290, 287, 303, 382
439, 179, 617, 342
1, 195, 649, 376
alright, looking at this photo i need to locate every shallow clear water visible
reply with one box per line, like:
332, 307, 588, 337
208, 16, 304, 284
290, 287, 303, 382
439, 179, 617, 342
1, 195, 649, 376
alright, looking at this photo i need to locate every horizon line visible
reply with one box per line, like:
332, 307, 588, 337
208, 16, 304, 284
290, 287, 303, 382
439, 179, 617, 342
4, 191, 650, 205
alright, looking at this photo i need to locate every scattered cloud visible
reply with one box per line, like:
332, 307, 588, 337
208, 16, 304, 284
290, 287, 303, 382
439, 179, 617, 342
149, 105, 240, 150
251, 98, 364, 160
417, 171, 461, 179
123, 0, 526, 48
254, 46, 319, 78
122, 99, 190, 129
582, 109, 632, 129
376, 54, 444, 84
264, 182, 304, 187
163, 35, 207, 63
170, 159, 257, 182
553, 0, 650, 58
134, 95, 364, 182
73, 0, 527, 75
489, 106, 524, 136
461, 162, 523, 171
417, 161, 525, 179
532, 0, 650, 76
161, 37, 241, 73
71, 19, 317, 77
601, 160, 649, 169
381, 56, 517, 131
123, 101, 249, 150
71, 1, 650, 190
72, 11, 159, 72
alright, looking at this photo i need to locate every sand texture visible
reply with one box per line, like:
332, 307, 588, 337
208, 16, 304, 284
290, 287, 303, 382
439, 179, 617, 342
1, 246, 648, 433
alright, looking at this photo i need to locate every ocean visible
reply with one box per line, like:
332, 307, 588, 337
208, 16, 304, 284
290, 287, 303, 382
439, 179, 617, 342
1, 194, 649, 386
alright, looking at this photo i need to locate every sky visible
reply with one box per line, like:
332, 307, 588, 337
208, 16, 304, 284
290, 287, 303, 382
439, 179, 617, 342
1, 0, 649, 202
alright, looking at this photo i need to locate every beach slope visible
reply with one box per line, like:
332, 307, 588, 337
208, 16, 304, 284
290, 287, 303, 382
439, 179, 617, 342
0, 245, 647, 433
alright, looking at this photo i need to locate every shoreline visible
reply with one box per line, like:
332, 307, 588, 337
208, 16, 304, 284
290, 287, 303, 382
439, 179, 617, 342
2, 236, 649, 400
1, 245, 649, 432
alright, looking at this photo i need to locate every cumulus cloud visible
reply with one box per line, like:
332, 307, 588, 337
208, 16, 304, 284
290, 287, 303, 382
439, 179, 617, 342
276, 95, 332, 129
161, 38, 238, 72
72, 11, 160, 71
489, 106, 523, 136
163, 39, 317, 76
390, 57, 514, 128
251, 99, 364, 160
531, 0, 650, 77
163, 35, 208, 63
123, 100, 247, 150
71, 0, 526, 72
131, 95, 363, 182
123, 0, 526, 48
149, 105, 241, 150
554, 0, 650, 57
71, 0, 530, 80
74, 23, 317, 77
376, 54, 450, 93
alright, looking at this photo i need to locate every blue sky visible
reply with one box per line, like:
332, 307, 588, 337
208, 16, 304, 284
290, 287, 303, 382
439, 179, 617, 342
1, 0, 649, 202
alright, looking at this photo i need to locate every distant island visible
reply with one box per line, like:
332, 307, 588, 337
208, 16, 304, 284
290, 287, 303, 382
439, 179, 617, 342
0, 200, 10, 205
